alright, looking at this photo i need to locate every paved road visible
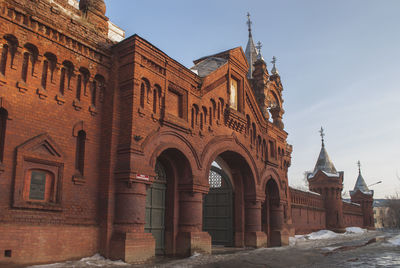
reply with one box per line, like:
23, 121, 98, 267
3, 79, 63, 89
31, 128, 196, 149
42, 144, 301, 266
28, 230, 400, 268
141, 230, 400, 268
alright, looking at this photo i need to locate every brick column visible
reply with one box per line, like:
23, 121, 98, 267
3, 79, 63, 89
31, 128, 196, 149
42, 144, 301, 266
176, 189, 211, 256
110, 180, 155, 263
245, 199, 267, 248
269, 201, 290, 246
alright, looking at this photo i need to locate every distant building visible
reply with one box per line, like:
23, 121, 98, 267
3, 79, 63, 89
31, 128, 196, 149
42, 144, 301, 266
373, 199, 389, 228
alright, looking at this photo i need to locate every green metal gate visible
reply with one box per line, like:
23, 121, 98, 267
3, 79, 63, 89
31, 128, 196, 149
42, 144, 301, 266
145, 161, 167, 255
203, 166, 234, 246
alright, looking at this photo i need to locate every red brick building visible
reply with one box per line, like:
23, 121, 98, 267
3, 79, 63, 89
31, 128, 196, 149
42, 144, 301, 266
0, 0, 373, 266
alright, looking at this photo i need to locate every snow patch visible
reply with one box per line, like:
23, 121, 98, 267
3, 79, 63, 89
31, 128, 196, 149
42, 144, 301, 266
290, 227, 367, 244
27, 254, 128, 268
190, 252, 202, 258
388, 234, 400, 246
345, 227, 366, 234
302, 230, 339, 240
321, 246, 341, 251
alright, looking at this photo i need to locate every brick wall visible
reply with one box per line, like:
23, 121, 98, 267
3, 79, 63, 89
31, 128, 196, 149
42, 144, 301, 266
290, 187, 326, 234
0, 224, 99, 266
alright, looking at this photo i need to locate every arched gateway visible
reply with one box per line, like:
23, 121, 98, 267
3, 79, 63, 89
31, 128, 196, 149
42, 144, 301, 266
108, 29, 293, 261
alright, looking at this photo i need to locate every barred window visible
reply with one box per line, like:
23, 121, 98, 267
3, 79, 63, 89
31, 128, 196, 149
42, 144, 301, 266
209, 170, 222, 188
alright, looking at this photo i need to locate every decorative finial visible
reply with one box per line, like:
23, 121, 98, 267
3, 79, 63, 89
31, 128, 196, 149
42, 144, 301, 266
271, 56, 279, 75
357, 160, 361, 174
319, 127, 325, 147
247, 12, 252, 37
256, 41, 264, 61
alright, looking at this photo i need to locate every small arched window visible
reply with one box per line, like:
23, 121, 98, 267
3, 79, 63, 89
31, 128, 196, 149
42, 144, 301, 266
59, 68, 66, 95
153, 84, 161, 113
75, 130, 86, 175
140, 78, 149, 109
252, 123, 256, 145
1, 35, 18, 76
200, 113, 204, 130
191, 108, 195, 128
91, 80, 97, 106
0, 108, 8, 162
0, 44, 8, 76
21, 44, 38, 83
211, 99, 216, 119
202, 107, 207, 125
41, 53, 57, 89
209, 107, 212, 126
76, 74, 82, 100
80, 67, 90, 96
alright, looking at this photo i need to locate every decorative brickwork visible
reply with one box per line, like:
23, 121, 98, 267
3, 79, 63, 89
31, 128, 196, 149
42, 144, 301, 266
0, 1, 372, 266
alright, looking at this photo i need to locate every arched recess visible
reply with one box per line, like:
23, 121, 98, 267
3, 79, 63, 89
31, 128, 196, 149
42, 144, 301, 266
145, 147, 194, 256
200, 136, 259, 187
262, 177, 282, 247
203, 165, 234, 246
201, 137, 264, 248
144, 130, 201, 173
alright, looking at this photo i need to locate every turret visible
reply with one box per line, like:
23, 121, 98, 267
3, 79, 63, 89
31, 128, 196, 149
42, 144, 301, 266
79, 0, 109, 36
252, 42, 270, 119
308, 127, 345, 232
350, 161, 375, 229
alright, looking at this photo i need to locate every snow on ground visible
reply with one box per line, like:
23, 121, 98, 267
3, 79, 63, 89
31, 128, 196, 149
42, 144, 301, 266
290, 227, 367, 245
27, 254, 129, 268
388, 234, 400, 246
345, 227, 366, 234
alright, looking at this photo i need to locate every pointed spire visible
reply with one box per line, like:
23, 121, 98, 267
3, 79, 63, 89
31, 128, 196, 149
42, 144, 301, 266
256, 41, 264, 61
319, 126, 325, 147
271, 56, 279, 75
351, 161, 372, 195
310, 127, 338, 177
245, 12, 258, 79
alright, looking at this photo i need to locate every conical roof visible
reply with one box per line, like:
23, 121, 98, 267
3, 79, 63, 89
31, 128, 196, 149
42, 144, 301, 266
313, 145, 338, 175
308, 128, 339, 179
351, 164, 373, 195
353, 173, 370, 193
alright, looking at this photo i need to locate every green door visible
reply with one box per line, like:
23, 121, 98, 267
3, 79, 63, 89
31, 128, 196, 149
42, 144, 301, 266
145, 161, 167, 255
203, 167, 233, 246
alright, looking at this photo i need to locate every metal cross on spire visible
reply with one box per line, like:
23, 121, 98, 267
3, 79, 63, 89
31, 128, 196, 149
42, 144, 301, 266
319, 127, 325, 147
357, 160, 361, 174
247, 12, 252, 37
271, 56, 277, 65
256, 41, 262, 53
256, 41, 264, 61
271, 56, 279, 75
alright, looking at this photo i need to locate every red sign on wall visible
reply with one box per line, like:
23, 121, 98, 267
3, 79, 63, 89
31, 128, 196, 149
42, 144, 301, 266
136, 174, 150, 181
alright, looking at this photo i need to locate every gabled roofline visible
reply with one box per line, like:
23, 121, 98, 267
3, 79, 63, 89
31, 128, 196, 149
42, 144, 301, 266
114, 34, 201, 82
193, 46, 249, 70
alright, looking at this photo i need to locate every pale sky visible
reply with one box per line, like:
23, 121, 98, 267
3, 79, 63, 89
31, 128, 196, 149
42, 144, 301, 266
105, 0, 400, 198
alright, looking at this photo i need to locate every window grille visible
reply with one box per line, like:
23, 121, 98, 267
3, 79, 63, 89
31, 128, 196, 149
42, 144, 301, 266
209, 170, 222, 188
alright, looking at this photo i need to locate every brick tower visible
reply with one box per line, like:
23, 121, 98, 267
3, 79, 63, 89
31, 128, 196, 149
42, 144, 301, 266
350, 161, 375, 229
308, 128, 345, 232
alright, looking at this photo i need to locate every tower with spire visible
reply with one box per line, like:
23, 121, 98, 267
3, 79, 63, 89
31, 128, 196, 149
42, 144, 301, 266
308, 127, 345, 232
350, 161, 375, 229
245, 13, 258, 79
246, 14, 285, 128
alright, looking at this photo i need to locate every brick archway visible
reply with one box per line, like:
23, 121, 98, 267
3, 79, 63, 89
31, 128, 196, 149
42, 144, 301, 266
201, 138, 266, 248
